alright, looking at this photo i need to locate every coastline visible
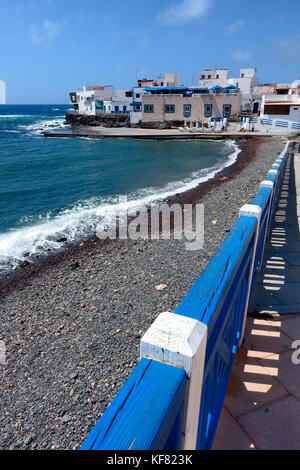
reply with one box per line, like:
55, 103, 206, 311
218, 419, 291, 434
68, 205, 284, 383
0, 136, 266, 298
0, 136, 285, 450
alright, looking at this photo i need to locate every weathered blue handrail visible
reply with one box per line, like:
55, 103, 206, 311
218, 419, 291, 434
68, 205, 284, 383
80, 141, 290, 451
81, 358, 186, 450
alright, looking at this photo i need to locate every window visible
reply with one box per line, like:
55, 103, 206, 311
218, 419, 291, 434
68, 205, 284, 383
123, 106, 127, 113
183, 104, 191, 117
223, 104, 232, 118
204, 104, 212, 117
277, 89, 289, 95
115, 105, 119, 113
201, 75, 205, 79
216, 74, 219, 79
144, 104, 154, 113
264, 105, 290, 115
208, 75, 211, 79
136, 93, 140, 99
134, 105, 141, 112
165, 104, 175, 113
241, 73, 244, 78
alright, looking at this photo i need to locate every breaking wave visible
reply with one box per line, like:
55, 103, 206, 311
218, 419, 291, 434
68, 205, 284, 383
0, 140, 240, 275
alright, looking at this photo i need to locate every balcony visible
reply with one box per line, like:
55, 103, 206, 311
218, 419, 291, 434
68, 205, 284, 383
264, 94, 300, 103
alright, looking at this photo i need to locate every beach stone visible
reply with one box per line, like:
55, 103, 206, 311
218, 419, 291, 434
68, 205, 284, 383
24, 435, 33, 446
69, 372, 78, 380
70, 261, 80, 269
20, 260, 30, 268
0, 137, 285, 450
62, 415, 71, 423
155, 284, 168, 291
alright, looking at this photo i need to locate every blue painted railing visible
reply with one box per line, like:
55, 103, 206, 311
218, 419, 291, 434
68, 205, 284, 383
80, 141, 290, 451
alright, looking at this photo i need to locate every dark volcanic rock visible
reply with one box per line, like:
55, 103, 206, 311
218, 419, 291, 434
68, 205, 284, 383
57, 238, 68, 243
65, 112, 127, 128
0, 137, 285, 450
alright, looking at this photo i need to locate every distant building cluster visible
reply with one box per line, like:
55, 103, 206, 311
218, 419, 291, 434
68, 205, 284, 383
0, 80, 6, 104
69, 68, 300, 130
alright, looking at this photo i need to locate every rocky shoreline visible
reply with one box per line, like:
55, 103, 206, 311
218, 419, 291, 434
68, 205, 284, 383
0, 136, 285, 450
65, 112, 128, 128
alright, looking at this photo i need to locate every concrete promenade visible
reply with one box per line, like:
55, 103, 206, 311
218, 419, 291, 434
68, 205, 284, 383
213, 139, 300, 450
44, 123, 289, 140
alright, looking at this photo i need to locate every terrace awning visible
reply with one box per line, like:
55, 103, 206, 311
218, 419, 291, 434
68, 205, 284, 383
210, 85, 224, 90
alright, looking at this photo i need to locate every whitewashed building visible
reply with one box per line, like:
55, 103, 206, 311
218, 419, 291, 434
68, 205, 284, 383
199, 68, 259, 113
240, 80, 300, 133
137, 73, 180, 88
0, 80, 6, 104
103, 89, 132, 115
69, 85, 114, 115
129, 87, 145, 124
198, 69, 229, 89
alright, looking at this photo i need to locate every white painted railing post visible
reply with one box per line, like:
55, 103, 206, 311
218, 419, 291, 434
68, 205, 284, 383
140, 311, 207, 450
268, 169, 279, 208
260, 180, 275, 243
238, 204, 262, 346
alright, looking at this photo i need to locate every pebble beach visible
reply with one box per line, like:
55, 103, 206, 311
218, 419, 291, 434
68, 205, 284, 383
0, 136, 285, 450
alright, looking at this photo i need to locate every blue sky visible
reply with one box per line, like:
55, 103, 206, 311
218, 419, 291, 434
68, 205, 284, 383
0, 0, 299, 104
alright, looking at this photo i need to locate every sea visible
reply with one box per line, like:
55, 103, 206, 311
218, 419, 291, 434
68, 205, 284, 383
0, 104, 240, 275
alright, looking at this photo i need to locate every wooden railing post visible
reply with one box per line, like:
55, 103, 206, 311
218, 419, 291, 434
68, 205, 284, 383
140, 311, 207, 450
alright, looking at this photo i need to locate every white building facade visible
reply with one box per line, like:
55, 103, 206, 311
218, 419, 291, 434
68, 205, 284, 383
240, 80, 300, 134
69, 85, 114, 115
103, 90, 132, 114
198, 69, 229, 88
198, 68, 259, 112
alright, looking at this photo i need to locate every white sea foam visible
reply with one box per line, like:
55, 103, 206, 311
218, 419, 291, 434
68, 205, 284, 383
0, 141, 240, 274
0, 115, 28, 118
18, 118, 68, 136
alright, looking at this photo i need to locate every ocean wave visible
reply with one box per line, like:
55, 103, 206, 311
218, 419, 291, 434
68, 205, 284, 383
0, 115, 29, 118
18, 118, 69, 136
0, 141, 240, 274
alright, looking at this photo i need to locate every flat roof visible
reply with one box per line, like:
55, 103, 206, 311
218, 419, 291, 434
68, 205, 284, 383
144, 86, 210, 92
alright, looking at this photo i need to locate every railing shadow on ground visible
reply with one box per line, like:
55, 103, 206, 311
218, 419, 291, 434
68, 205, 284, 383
250, 151, 300, 313
79, 142, 291, 451
212, 145, 300, 450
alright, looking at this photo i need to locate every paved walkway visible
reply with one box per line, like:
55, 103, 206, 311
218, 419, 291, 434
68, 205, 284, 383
44, 122, 288, 139
213, 140, 300, 450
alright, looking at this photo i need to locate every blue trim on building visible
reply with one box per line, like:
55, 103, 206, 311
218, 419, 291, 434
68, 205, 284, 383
276, 120, 288, 127
144, 104, 154, 113
204, 104, 212, 118
165, 104, 175, 113
261, 118, 273, 125
183, 104, 191, 117
223, 104, 232, 118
